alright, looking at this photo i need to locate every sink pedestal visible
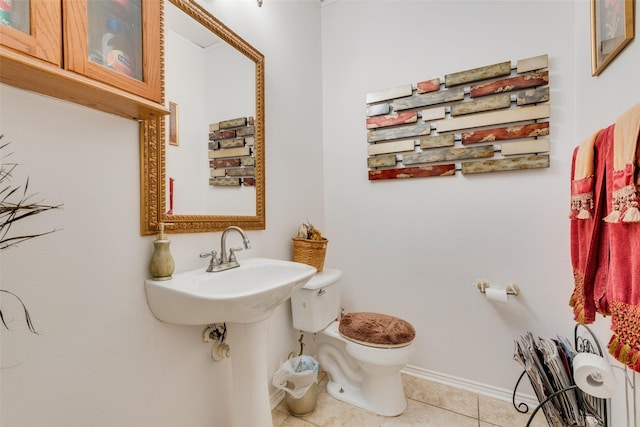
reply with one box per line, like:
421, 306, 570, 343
227, 320, 273, 427
143, 258, 318, 427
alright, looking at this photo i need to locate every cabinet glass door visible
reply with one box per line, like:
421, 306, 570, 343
0, 0, 61, 65
1, 0, 30, 34
87, 0, 142, 81
63, 0, 161, 103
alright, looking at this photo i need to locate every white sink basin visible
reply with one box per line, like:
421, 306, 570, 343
144, 257, 317, 325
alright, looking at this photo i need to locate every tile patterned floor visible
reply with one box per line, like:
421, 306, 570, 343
272, 372, 548, 427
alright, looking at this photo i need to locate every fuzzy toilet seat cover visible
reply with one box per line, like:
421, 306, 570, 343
338, 312, 415, 348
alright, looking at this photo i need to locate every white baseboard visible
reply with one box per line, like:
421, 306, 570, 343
271, 388, 286, 410
402, 364, 540, 409
271, 365, 541, 413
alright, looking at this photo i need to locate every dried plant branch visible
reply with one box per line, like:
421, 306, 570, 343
0, 135, 62, 333
0, 290, 39, 334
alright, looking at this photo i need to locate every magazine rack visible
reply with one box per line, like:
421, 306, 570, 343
513, 324, 608, 427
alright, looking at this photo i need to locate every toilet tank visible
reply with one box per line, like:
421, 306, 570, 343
291, 268, 342, 333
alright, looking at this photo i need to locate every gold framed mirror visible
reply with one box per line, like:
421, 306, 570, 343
141, 0, 265, 235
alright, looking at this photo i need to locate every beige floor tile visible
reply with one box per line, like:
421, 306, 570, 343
280, 415, 318, 427
273, 371, 553, 427
295, 385, 381, 427
402, 373, 478, 418
272, 407, 291, 427
379, 399, 478, 427
478, 394, 546, 427
278, 375, 480, 427
288, 396, 480, 427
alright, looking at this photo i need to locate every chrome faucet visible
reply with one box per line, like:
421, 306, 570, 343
220, 226, 251, 264
200, 226, 251, 272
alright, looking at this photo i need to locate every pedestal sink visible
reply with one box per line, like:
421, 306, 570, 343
144, 257, 317, 427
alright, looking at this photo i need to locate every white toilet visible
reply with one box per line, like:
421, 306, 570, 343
290, 268, 415, 416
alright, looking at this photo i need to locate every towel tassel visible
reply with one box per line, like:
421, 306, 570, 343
569, 291, 577, 308
606, 185, 640, 222
622, 207, 640, 222
569, 271, 588, 324
619, 343, 632, 364
608, 335, 621, 358
571, 303, 586, 324
570, 193, 594, 220
603, 209, 621, 223
568, 292, 585, 323
576, 209, 592, 219
622, 187, 640, 221
608, 334, 640, 369
609, 334, 638, 367
631, 351, 640, 372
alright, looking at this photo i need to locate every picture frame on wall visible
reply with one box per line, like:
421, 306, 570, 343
168, 101, 179, 146
591, 0, 635, 76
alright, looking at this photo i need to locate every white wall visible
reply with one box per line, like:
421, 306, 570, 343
165, 28, 209, 213
322, 0, 573, 388
321, 0, 639, 419
1, 0, 639, 426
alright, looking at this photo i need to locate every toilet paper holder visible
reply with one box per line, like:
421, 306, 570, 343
476, 280, 520, 296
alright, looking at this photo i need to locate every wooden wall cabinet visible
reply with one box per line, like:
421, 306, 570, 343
0, 0, 167, 120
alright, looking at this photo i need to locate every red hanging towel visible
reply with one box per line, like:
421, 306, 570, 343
605, 104, 640, 371
569, 127, 611, 324
570, 103, 640, 372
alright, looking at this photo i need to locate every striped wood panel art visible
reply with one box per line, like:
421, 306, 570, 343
366, 54, 550, 181
208, 116, 256, 187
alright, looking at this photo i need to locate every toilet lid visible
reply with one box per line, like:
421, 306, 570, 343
338, 312, 415, 348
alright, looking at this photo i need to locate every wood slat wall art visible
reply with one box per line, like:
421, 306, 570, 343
369, 164, 456, 180
366, 54, 550, 180
461, 154, 550, 174
208, 116, 256, 187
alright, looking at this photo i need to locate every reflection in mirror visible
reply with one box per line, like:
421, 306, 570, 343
140, 0, 265, 234
165, 1, 255, 215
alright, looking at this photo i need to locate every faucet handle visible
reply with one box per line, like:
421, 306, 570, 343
228, 247, 243, 262
200, 251, 220, 272
200, 250, 219, 265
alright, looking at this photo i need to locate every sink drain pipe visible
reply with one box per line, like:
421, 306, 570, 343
203, 323, 230, 361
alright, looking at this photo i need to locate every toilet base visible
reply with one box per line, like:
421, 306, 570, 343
325, 375, 407, 417
316, 321, 411, 417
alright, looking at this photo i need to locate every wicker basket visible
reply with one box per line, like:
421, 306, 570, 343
292, 237, 328, 272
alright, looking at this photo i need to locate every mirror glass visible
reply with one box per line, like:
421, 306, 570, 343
141, 0, 265, 234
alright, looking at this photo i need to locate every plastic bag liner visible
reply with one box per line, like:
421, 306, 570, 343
272, 355, 319, 399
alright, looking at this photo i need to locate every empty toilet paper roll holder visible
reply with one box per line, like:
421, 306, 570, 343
476, 280, 520, 296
